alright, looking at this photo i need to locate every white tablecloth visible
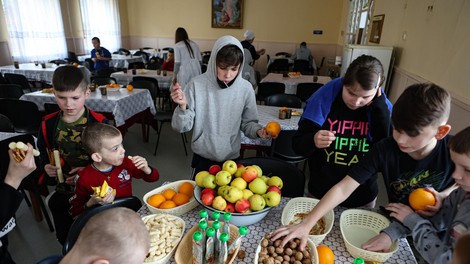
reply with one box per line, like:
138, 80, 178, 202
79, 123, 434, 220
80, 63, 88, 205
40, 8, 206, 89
0, 63, 91, 84
111, 70, 173, 89
20, 88, 156, 127
130, 49, 168, 59
78, 55, 145, 69
261, 73, 331, 94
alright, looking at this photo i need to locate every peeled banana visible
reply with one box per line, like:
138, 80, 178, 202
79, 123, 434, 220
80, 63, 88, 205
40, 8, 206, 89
91, 180, 115, 198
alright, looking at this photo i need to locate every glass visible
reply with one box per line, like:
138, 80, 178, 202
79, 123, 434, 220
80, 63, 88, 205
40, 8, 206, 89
13, 61, 19, 69
34, 61, 39, 66
162, 70, 167, 76
99, 87, 107, 96
41, 62, 46, 69
313, 75, 318, 82
278, 109, 286, 120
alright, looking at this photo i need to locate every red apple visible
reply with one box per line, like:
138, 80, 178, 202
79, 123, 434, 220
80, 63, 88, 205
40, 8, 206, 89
201, 188, 216, 197
224, 202, 235, 213
267, 186, 281, 195
201, 193, 215, 206
235, 198, 251, 213
241, 166, 258, 183
237, 163, 245, 168
209, 164, 222, 175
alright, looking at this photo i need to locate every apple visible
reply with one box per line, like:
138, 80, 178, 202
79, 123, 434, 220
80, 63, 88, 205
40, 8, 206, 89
234, 167, 245, 178
235, 198, 251, 213
212, 196, 227, 211
222, 160, 238, 175
241, 166, 258, 183
252, 165, 263, 179
224, 187, 243, 203
260, 175, 270, 184
249, 178, 268, 195
267, 176, 284, 189
237, 163, 244, 168
209, 164, 222, 175
215, 170, 232, 186
217, 185, 231, 196
242, 189, 253, 199
201, 193, 215, 206
201, 188, 216, 197
231, 177, 247, 190
267, 185, 281, 195
264, 191, 281, 207
224, 202, 235, 213
249, 194, 266, 211
195, 171, 210, 187
202, 174, 216, 189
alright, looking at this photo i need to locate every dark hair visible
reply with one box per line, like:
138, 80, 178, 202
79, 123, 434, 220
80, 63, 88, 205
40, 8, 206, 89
300, 42, 307, 46
175, 27, 195, 58
92, 37, 100, 43
343, 55, 384, 90
82, 123, 121, 154
216, 45, 243, 68
449, 127, 470, 155
52, 66, 87, 92
392, 83, 451, 137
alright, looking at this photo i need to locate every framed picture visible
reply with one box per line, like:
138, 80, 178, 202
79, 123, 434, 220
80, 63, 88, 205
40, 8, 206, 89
212, 0, 243, 29
369, 14, 385, 44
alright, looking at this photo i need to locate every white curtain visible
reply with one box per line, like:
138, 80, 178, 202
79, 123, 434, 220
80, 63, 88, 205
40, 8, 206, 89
80, 0, 121, 54
1, 0, 68, 63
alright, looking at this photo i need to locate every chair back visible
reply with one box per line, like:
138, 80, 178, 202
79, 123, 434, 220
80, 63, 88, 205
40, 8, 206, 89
62, 196, 142, 255
118, 48, 131, 56
271, 130, 308, 162
133, 51, 149, 64
0, 73, 7, 84
49, 59, 67, 65
296, 82, 323, 102
265, 94, 302, 108
90, 77, 117, 86
4, 73, 32, 93
257, 82, 285, 102
84, 58, 95, 72
267, 58, 289, 73
293, 59, 313, 75
67, 51, 79, 63
147, 57, 163, 70
130, 79, 158, 102
0, 84, 24, 99
0, 114, 15, 132
44, 103, 61, 114
96, 68, 117, 77
238, 157, 305, 198
275, 52, 292, 58
0, 98, 41, 135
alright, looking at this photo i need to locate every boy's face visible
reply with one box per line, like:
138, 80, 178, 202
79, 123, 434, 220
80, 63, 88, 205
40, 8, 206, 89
342, 82, 377, 110
54, 88, 90, 120
450, 150, 470, 192
92, 39, 100, 49
217, 64, 240, 84
96, 135, 125, 167
392, 125, 439, 153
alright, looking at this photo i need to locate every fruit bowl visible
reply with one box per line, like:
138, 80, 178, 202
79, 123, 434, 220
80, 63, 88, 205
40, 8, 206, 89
143, 180, 198, 216
194, 186, 272, 226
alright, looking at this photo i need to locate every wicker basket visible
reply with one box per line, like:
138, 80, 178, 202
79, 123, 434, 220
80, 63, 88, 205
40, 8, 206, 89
174, 221, 240, 264
253, 238, 319, 264
281, 197, 334, 245
142, 214, 186, 264
340, 209, 399, 262
143, 180, 198, 216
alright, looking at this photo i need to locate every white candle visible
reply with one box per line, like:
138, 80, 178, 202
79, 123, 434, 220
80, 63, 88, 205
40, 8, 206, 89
53, 150, 64, 183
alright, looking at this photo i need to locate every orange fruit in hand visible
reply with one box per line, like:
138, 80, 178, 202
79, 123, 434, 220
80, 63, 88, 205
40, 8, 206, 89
178, 182, 194, 198
409, 188, 436, 211
159, 200, 177, 209
172, 193, 190, 205
317, 245, 334, 264
126, 84, 134, 91
265, 121, 281, 137
162, 189, 177, 200
147, 194, 166, 208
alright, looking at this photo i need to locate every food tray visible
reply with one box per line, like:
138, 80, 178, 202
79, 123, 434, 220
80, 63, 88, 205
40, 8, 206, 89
143, 180, 198, 216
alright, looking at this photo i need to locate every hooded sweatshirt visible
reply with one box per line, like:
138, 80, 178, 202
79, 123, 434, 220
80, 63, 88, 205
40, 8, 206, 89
172, 35, 262, 162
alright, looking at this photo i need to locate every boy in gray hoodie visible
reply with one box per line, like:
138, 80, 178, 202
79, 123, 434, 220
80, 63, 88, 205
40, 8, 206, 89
171, 35, 271, 175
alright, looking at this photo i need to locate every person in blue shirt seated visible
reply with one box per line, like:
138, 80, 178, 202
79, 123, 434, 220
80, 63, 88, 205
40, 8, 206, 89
91, 37, 112, 72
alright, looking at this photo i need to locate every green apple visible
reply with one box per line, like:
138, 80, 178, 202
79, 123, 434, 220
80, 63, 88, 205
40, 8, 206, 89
248, 178, 268, 195
202, 174, 216, 189
252, 165, 263, 179
249, 194, 266, 211
260, 175, 270, 184
215, 170, 232, 186
212, 196, 227, 211
222, 160, 238, 175
264, 191, 281, 207
267, 176, 284, 189
242, 189, 253, 200
217, 185, 231, 196
231, 177, 247, 190
195, 171, 210, 187
234, 167, 245, 178
224, 187, 243, 203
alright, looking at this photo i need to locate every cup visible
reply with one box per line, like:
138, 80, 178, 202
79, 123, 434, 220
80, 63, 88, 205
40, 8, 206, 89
41, 62, 46, 69
313, 75, 318, 82
286, 109, 292, 119
132, 68, 137, 75
157, 69, 161, 75
89, 83, 97, 92
162, 70, 167, 76
34, 61, 39, 66
122, 68, 128, 73
99, 87, 107, 96
13, 61, 19, 69
278, 109, 286, 120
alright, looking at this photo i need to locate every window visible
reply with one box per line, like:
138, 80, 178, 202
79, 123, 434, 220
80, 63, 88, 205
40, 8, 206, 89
80, 0, 121, 54
344, 0, 375, 45
1, 0, 67, 63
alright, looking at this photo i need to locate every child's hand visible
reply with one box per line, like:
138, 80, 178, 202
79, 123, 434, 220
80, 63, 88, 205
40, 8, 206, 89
128, 155, 152, 174
386, 202, 414, 223
362, 232, 393, 252
170, 83, 187, 109
257, 128, 273, 139
271, 223, 311, 251
417, 187, 442, 217
88, 190, 115, 207
65, 175, 76, 185
44, 163, 58, 177
4, 143, 36, 189
314, 130, 336, 148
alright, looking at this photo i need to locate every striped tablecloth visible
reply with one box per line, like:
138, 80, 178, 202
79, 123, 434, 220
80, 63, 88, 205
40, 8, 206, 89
0, 63, 91, 85
111, 70, 173, 89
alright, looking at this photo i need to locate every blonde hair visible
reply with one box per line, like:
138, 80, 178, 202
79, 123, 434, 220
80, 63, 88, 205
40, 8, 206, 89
82, 123, 121, 154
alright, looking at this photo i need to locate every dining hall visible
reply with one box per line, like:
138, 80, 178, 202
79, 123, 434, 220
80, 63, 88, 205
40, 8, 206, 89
1, 0, 470, 263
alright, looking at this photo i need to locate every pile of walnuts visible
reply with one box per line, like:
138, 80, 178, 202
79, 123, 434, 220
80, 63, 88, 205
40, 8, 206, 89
258, 234, 312, 264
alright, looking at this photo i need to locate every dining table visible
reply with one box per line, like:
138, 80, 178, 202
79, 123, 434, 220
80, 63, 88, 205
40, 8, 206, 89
110, 70, 174, 89
261, 73, 331, 95
129, 49, 168, 59
0, 63, 91, 85
78, 54, 145, 69
138, 197, 418, 264
19, 88, 156, 141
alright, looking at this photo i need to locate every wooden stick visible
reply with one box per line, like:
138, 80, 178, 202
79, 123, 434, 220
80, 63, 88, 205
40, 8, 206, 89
53, 150, 64, 183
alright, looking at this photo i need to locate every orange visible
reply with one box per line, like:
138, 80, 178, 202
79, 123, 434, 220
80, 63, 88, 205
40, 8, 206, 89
159, 200, 177, 209
72, 63, 78, 67
265, 121, 281, 137
126, 84, 134, 91
317, 245, 334, 264
147, 194, 166, 208
162, 189, 177, 200
178, 182, 194, 198
172, 193, 190, 206
409, 188, 436, 211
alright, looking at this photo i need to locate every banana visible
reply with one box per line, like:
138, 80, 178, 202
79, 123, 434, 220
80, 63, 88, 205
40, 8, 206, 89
91, 180, 114, 198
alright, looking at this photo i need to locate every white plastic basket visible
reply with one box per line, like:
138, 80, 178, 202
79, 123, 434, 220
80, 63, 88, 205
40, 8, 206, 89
340, 209, 398, 262
253, 238, 319, 264
143, 180, 198, 216
281, 197, 334, 245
